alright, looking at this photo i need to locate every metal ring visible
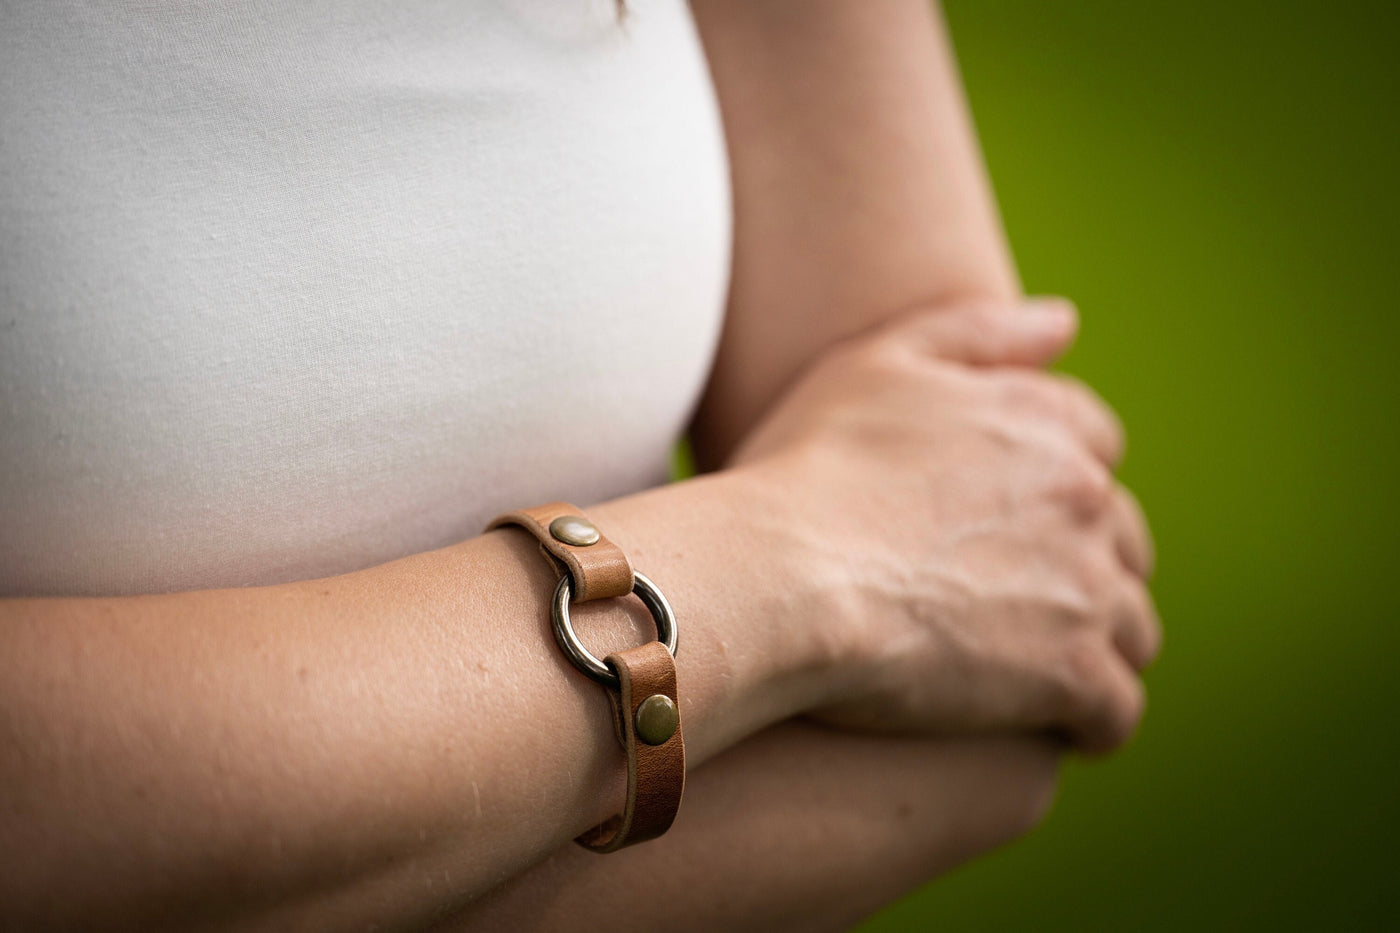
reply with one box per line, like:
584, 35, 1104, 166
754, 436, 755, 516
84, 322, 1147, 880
551, 570, 678, 689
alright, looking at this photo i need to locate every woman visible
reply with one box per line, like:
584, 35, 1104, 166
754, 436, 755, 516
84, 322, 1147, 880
0, 0, 1158, 929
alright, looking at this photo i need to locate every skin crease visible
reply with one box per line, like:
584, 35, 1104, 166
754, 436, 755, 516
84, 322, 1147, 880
0, 2, 1160, 932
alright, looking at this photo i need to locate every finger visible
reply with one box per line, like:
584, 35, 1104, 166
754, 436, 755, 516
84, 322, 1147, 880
994, 370, 1125, 467
1110, 577, 1163, 671
1039, 375, 1126, 467
897, 297, 1079, 367
1060, 645, 1147, 756
1107, 485, 1155, 578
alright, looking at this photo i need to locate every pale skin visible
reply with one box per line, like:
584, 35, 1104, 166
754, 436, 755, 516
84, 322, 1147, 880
0, 2, 1158, 931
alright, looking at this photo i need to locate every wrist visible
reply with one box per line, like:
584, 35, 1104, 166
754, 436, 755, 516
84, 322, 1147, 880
587, 463, 847, 763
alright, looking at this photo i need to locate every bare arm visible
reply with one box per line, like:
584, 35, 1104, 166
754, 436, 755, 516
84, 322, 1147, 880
1, 3, 1155, 930
690, 0, 1021, 471
1, 306, 1105, 933
450, 725, 1059, 933
440, 4, 1150, 930
4, 375, 1141, 931
0, 470, 834, 930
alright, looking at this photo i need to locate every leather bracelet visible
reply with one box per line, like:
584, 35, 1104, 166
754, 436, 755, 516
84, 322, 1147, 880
485, 501, 685, 853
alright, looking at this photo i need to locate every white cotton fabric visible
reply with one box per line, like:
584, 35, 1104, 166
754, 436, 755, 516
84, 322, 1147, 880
0, 0, 731, 596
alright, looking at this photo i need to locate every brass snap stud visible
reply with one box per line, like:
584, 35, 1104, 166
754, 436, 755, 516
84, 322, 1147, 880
549, 515, 600, 547
634, 694, 679, 746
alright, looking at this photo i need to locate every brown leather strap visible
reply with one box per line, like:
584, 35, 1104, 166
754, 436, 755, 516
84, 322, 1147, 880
484, 502, 684, 853
576, 640, 686, 853
486, 501, 633, 601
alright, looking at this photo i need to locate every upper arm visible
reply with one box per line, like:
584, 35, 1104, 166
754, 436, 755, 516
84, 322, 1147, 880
687, 0, 1021, 470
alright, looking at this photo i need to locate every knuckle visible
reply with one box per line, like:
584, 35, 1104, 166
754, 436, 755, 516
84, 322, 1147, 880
1049, 542, 1115, 623
1056, 374, 1127, 459
1074, 460, 1115, 514
1117, 488, 1158, 578
1105, 574, 1161, 671
1057, 634, 1111, 714
1052, 447, 1114, 517
1044, 581, 1098, 632
1074, 547, 1122, 609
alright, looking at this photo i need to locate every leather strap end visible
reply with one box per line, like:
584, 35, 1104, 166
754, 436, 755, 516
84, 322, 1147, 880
576, 640, 685, 853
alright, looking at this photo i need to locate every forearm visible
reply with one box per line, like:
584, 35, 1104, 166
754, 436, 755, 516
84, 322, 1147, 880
441, 723, 1058, 933
689, 0, 1021, 469
428, 9, 1074, 930
0, 468, 833, 931
449, 4, 1129, 928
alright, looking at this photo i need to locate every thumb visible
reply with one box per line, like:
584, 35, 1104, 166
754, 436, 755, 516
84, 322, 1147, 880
895, 297, 1079, 367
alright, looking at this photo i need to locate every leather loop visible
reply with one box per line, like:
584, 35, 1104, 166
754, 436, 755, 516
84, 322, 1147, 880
487, 501, 633, 601
575, 640, 685, 853
484, 502, 685, 853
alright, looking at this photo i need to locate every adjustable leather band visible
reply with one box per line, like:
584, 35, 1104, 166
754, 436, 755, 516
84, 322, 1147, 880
487, 501, 633, 602
486, 502, 684, 852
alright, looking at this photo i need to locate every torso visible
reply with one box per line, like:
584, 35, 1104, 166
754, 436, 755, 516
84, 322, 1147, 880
0, 0, 730, 595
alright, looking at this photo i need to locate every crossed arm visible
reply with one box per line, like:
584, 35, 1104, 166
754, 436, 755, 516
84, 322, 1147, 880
0, 3, 1153, 931
442, 3, 1058, 929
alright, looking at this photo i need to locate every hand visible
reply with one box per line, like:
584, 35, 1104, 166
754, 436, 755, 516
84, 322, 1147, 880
727, 299, 1160, 753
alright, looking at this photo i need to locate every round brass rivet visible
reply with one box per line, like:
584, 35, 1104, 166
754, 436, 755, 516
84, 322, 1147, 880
549, 515, 599, 547
634, 694, 679, 746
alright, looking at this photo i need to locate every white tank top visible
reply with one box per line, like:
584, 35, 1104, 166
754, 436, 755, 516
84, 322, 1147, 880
0, 0, 731, 596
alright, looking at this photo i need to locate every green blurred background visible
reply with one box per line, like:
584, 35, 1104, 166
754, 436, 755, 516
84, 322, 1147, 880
851, 1, 1400, 930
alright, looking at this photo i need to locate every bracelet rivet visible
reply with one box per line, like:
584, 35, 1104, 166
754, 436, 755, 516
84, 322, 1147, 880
549, 515, 600, 547
634, 694, 679, 746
